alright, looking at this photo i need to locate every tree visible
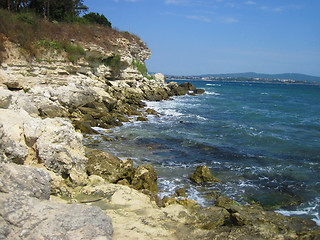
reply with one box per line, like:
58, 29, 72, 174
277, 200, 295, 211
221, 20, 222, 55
1, 0, 88, 21
83, 12, 111, 28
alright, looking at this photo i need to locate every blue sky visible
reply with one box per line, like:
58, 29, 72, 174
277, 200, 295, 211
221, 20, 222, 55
84, 0, 320, 76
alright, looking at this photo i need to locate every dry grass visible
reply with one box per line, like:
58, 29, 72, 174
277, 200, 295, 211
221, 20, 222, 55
0, 9, 147, 61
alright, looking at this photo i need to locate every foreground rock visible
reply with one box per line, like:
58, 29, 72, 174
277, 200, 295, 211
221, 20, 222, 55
0, 163, 50, 200
86, 149, 134, 184
0, 163, 113, 240
0, 108, 88, 185
86, 150, 158, 193
0, 193, 113, 240
67, 178, 320, 240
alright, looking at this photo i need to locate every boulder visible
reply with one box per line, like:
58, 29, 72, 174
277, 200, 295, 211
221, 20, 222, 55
192, 206, 230, 229
0, 108, 88, 185
0, 193, 113, 240
193, 88, 205, 94
136, 116, 148, 121
175, 188, 187, 197
51, 84, 97, 109
86, 149, 134, 183
36, 117, 88, 185
214, 195, 238, 208
179, 82, 196, 91
190, 165, 221, 184
131, 164, 158, 193
0, 89, 12, 108
0, 163, 51, 200
153, 73, 166, 85
0, 109, 30, 164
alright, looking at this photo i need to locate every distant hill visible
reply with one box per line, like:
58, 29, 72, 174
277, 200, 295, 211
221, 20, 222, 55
199, 72, 320, 83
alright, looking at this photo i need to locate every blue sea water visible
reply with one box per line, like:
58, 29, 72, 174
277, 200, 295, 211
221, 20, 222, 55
86, 80, 320, 225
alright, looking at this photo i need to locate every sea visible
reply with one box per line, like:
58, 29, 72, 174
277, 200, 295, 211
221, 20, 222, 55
85, 80, 320, 225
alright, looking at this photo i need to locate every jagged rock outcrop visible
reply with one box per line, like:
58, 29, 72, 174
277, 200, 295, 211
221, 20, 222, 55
0, 108, 88, 185
190, 165, 222, 184
86, 149, 134, 184
131, 164, 158, 193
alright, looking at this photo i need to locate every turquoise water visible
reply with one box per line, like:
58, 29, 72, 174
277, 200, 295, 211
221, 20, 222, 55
86, 81, 320, 225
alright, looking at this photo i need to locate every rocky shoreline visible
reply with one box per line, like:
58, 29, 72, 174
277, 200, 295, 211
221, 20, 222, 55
1, 38, 320, 239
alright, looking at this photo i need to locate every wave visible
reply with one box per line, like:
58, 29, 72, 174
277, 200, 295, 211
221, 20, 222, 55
276, 197, 320, 226
205, 91, 221, 96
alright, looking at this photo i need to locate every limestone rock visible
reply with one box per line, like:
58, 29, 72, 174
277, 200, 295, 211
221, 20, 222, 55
0, 109, 30, 164
0, 193, 113, 240
190, 165, 221, 184
153, 73, 166, 85
192, 206, 230, 229
86, 149, 134, 183
132, 164, 158, 193
0, 89, 12, 108
0, 163, 51, 200
35, 117, 87, 184
51, 84, 97, 108
215, 195, 238, 208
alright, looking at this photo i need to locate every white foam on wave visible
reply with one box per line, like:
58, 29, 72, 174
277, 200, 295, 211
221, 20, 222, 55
206, 83, 222, 87
195, 115, 207, 121
275, 197, 320, 226
91, 126, 109, 131
205, 91, 221, 96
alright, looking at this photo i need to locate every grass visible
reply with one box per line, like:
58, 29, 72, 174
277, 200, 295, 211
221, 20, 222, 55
132, 59, 153, 79
0, 9, 147, 63
103, 54, 129, 78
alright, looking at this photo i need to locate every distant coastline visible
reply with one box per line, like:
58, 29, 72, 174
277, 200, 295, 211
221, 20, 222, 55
166, 76, 320, 86
165, 72, 320, 85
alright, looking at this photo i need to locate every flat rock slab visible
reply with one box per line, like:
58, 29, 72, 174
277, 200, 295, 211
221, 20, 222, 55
0, 163, 51, 200
0, 193, 113, 240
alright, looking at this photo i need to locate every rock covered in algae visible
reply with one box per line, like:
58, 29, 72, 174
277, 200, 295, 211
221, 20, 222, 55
190, 165, 221, 184
131, 164, 158, 193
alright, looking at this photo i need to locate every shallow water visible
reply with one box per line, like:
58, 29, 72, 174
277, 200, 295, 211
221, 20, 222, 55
85, 81, 320, 225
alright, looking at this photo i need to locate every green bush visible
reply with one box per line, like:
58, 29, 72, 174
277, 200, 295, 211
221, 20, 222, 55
37, 39, 85, 63
64, 42, 86, 63
37, 39, 63, 52
83, 12, 111, 28
15, 13, 35, 25
103, 55, 122, 77
132, 59, 151, 78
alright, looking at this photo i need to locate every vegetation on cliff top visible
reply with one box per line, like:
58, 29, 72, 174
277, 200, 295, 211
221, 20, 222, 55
0, 7, 146, 63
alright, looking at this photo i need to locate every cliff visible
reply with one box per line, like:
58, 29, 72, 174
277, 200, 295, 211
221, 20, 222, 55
0, 18, 320, 239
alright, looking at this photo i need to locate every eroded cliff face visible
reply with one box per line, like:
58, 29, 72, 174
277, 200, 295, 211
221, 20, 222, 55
1, 34, 151, 82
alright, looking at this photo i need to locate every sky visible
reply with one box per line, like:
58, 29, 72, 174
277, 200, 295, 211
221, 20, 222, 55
84, 0, 320, 76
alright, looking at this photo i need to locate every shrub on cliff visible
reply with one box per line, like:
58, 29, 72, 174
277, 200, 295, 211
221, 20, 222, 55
83, 12, 111, 28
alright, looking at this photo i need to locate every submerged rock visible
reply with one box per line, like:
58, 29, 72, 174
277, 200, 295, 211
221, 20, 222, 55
190, 165, 221, 184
